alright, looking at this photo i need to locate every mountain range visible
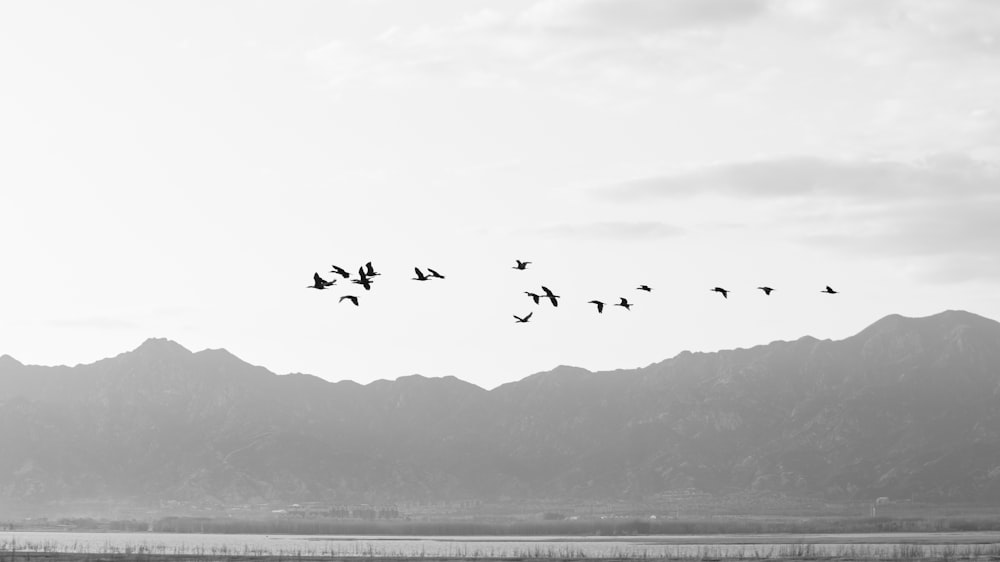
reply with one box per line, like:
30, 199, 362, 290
2, 310, 1000, 507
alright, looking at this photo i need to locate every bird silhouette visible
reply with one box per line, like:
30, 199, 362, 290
352, 269, 373, 291
427, 268, 445, 279
525, 292, 542, 304
711, 287, 730, 299
513, 312, 533, 323
513, 260, 531, 270
822, 285, 838, 294
541, 286, 561, 307
412, 267, 430, 281
329, 265, 350, 278
307, 273, 335, 290
615, 297, 632, 310
637, 285, 652, 292
758, 286, 774, 295
364, 261, 381, 277
339, 295, 359, 306
589, 300, 605, 313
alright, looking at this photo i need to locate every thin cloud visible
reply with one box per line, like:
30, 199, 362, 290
537, 221, 685, 240
521, 0, 771, 34
601, 153, 1000, 283
604, 154, 1000, 204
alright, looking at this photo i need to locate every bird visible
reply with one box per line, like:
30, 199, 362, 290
758, 286, 774, 295
615, 297, 632, 310
513, 312, 533, 323
412, 267, 430, 281
339, 295, 359, 306
637, 285, 652, 292
329, 265, 350, 279
307, 272, 335, 290
540, 286, 560, 307
364, 261, 381, 277
352, 269, 373, 291
588, 300, 605, 313
822, 285, 838, 294
513, 260, 531, 270
711, 287, 730, 299
525, 292, 542, 304
427, 268, 445, 279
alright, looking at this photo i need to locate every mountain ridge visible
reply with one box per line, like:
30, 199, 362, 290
2, 309, 1000, 506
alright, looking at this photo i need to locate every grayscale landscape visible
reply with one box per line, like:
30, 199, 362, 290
4, 0, 1000, 560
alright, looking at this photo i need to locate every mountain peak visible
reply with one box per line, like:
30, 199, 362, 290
132, 338, 191, 356
857, 310, 997, 338
0, 354, 23, 368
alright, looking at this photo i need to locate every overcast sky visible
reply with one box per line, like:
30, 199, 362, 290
2, 0, 999, 388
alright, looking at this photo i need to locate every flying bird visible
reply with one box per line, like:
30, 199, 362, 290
822, 285, 839, 294
339, 295, 359, 306
541, 286, 561, 307
307, 273, 335, 290
412, 267, 430, 281
427, 268, 445, 279
513, 312, 533, 323
329, 265, 350, 279
711, 287, 730, 299
615, 297, 632, 310
352, 270, 373, 291
513, 260, 531, 270
758, 286, 774, 295
637, 285, 652, 292
364, 261, 381, 277
525, 292, 542, 305
588, 300, 605, 313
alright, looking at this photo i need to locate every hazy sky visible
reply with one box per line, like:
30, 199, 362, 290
2, 0, 999, 388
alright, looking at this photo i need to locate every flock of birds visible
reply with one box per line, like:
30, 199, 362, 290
308, 260, 840, 323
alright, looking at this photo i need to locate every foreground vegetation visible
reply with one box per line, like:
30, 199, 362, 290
147, 516, 1000, 536
4, 541, 1000, 561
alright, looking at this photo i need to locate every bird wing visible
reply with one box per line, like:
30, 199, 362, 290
541, 286, 555, 297
595, 302, 604, 313
414, 267, 425, 279
525, 312, 532, 321
365, 261, 376, 275
428, 268, 444, 278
